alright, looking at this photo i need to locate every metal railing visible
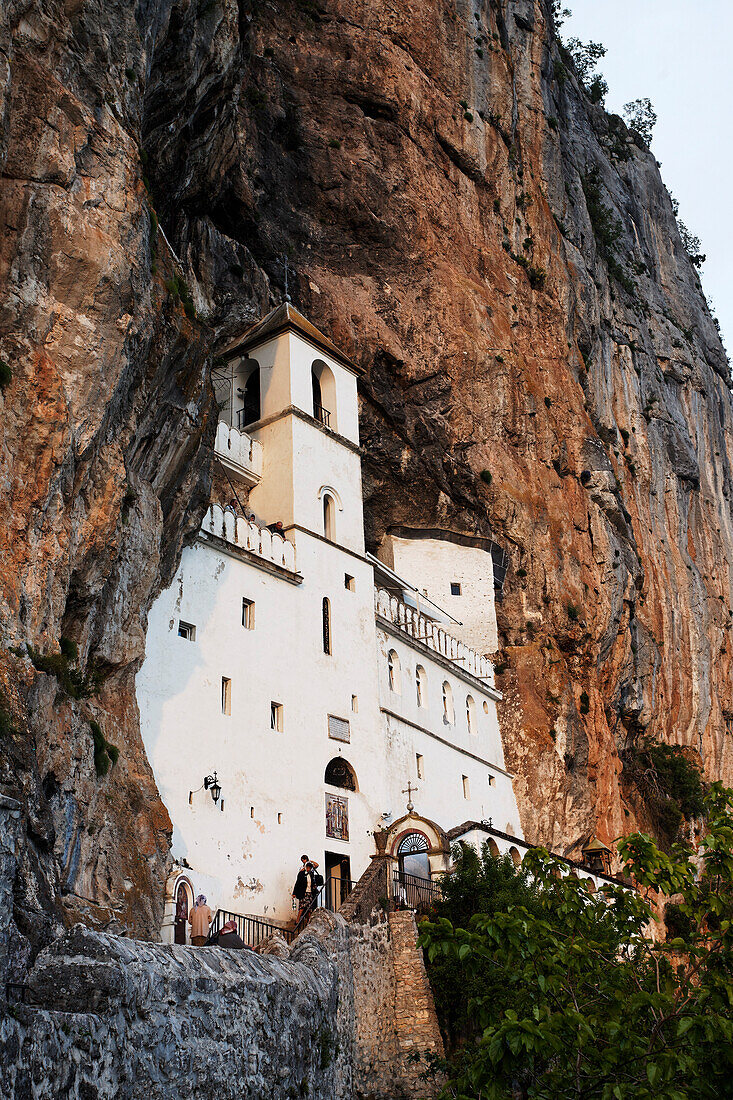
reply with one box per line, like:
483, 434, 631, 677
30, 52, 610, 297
375, 587, 495, 684
391, 870, 442, 912
313, 403, 331, 428
208, 908, 294, 948
236, 407, 258, 431
292, 874, 355, 937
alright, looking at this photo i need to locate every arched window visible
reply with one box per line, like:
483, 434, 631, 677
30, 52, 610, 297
311, 359, 337, 430
509, 846, 522, 868
238, 366, 260, 428
388, 650, 401, 694
324, 756, 357, 791
397, 832, 430, 879
323, 493, 335, 540
415, 665, 427, 708
442, 681, 454, 724
322, 597, 332, 655
487, 839, 500, 859
466, 695, 476, 735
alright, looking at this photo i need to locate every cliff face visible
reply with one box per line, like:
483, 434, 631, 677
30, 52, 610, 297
2, 0, 732, 956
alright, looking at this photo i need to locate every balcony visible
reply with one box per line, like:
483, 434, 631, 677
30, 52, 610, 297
313, 403, 331, 428
375, 587, 494, 685
201, 505, 297, 574
214, 422, 263, 487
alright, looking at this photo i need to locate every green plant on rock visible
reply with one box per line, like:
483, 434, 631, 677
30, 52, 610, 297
26, 643, 105, 700
165, 275, 197, 321
89, 719, 119, 777
0, 359, 12, 391
623, 740, 705, 842
480, 469, 492, 486
567, 603, 579, 621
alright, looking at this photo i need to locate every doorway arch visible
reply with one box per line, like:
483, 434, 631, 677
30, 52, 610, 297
173, 876, 194, 945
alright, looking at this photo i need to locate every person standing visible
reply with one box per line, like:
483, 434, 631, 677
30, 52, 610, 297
292, 861, 323, 923
188, 894, 212, 946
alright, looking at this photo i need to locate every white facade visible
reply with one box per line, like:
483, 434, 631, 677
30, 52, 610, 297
136, 304, 522, 938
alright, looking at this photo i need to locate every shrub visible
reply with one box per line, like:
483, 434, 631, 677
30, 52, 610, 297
567, 603, 579, 621
327, 138, 341, 149
516, 568, 527, 578
464, 111, 473, 122
622, 97, 657, 146
544, 396, 552, 408
623, 741, 706, 842
479, 469, 492, 485
664, 901, 692, 940
0, 359, 12, 391
59, 636, 78, 661
548, 115, 558, 131
89, 719, 119, 777
165, 275, 197, 321
27, 644, 104, 700
494, 661, 509, 674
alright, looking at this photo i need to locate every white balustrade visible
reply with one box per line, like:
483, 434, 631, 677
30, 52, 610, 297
214, 422, 263, 485
201, 505, 297, 573
374, 587, 494, 685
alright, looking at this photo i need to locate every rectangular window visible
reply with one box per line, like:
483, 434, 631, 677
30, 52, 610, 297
277, 812, 282, 825
242, 598, 255, 629
487, 773, 496, 787
178, 621, 196, 640
328, 714, 350, 743
221, 677, 231, 715
271, 702, 283, 732
462, 774, 470, 799
450, 582, 462, 596
416, 753, 425, 779
345, 573, 355, 591
351, 694, 358, 713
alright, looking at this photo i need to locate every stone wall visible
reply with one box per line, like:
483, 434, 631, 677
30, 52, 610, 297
1, 906, 444, 1100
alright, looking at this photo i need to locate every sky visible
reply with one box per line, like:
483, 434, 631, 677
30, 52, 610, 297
562, 1, 732, 355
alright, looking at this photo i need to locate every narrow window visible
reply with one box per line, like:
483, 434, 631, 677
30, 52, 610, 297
270, 702, 283, 731
277, 812, 282, 825
323, 494, 335, 540
416, 753, 425, 779
442, 681, 454, 724
388, 650, 401, 694
178, 621, 196, 641
351, 694, 358, 713
415, 665, 427, 708
250, 806, 255, 818
322, 596, 332, 655
450, 582, 462, 596
487, 773, 496, 787
466, 695, 477, 735
221, 677, 231, 715
242, 598, 255, 629
462, 775, 470, 799
344, 573, 355, 591
483, 700, 489, 714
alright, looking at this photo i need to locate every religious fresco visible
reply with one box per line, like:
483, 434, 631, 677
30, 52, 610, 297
326, 794, 349, 841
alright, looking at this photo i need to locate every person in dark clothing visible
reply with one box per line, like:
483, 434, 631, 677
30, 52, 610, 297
267, 520, 285, 535
208, 919, 249, 949
292, 861, 324, 921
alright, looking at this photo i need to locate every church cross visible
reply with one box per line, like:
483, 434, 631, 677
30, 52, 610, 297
402, 782, 418, 813
280, 254, 293, 303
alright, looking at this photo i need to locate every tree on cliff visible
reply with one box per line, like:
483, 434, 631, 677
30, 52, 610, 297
420, 785, 733, 1099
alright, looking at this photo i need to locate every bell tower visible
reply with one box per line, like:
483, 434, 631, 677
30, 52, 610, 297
215, 303, 365, 555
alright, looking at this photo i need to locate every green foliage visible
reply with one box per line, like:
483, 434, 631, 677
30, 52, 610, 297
565, 37, 607, 103
420, 786, 733, 1100
516, 568, 527, 578
327, 138, 341, 149
480, 469, 493, 486
581, 168, 635, 295
0, 359, 12, 391
59, 636, 78, 661
547, 115, 558, 131
494, 661, 509, 674
27, 643, 104, 700
165, 275, 197, 321
623, 97, 657, 146
625, 742, 706, 841
566, 603, 579, 621
89, 719, 119, 777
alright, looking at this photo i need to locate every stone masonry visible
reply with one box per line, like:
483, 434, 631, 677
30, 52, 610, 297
389, 910, 445, 1098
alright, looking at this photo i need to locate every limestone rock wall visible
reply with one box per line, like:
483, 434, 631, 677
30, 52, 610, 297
0, 911, 440, 1100
2, 0, 733, 959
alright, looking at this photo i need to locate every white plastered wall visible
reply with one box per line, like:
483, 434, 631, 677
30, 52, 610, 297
385, 536, 499, 654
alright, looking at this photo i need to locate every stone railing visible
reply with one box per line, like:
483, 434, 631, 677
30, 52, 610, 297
201, 504, 297, 573
214, 421, 263, 485
375, 588, 494, 685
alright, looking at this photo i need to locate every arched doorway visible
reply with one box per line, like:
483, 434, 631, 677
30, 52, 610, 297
397, 831, 431, 879
174, 878, 193, 944
238, 365, 261, 428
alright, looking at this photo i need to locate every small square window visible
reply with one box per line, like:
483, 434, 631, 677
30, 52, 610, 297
221, 677, 231, 715
242, 598, 255, 629
271, 702, 283, 731
462, 774, 470, 799
450, 582, 462, 596
351, 694, 358, 713
345, 574, 355, 591
416, 753, 425, 779
178, 621, 196, 640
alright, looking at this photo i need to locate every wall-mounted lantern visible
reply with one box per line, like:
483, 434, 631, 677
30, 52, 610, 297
581, 835, 612, 875
204, 772, 222, 805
